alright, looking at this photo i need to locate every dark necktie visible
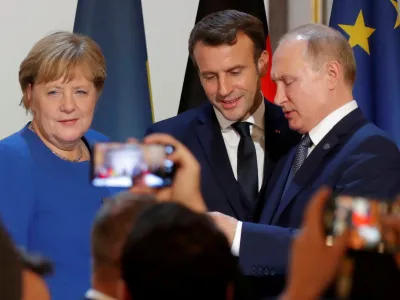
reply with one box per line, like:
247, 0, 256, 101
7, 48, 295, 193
282, 133, 312, 198
232, 122, 259, 204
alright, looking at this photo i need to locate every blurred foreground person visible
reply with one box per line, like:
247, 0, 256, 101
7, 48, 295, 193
0, 219, 22, 300
282, 189, 400, 300
0, 218, 53, 300
119, 202, 240, 300
86, 192, 156, 300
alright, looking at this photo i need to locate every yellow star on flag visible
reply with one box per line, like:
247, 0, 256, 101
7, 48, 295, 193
390, 0, 400, 29
339, 10, 376, 55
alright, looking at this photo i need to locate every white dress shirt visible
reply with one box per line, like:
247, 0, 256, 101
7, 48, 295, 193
85, 289, 117, 300
230, 100, 358, 256
308, 100, 358, 155
214, 100, 265, 256
214, 100, 265, 190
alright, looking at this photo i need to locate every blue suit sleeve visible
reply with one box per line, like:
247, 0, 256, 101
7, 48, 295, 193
0, 144, 34, 248
239, 222, 298, 276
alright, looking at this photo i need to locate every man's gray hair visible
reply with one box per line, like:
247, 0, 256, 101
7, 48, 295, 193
278, 23, 356, 86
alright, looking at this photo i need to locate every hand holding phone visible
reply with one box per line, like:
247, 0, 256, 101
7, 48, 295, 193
138, 133, 206, 213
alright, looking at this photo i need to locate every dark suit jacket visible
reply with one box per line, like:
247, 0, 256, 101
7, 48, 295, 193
238, 108, 400, 297
146, 100, 300, 221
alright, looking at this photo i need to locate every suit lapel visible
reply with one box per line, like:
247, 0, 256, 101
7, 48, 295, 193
260, 147, 296, 223
195, 104, 247, 220
271, 134, 340, 223
254, 100, 301, 217
271, 108, 367, 223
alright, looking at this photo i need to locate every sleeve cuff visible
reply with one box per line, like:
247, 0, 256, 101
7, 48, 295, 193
231, 221, 242, 257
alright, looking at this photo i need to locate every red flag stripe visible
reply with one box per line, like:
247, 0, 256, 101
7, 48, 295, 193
261, 35, 276, 103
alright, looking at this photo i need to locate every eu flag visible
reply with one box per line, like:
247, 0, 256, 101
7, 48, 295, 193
73, 0, 153, 141
329, 0, 400, 146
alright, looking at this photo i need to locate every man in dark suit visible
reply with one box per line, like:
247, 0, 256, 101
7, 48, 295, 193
146, 10, 300, 226
207, 23, 400, 297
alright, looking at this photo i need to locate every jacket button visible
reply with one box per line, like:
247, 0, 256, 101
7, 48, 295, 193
264, 268, 270, 275
258, 267, 263, 275
247, 215, 253, 221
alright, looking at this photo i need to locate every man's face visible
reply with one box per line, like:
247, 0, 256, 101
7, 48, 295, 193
271, 39, 330, 134
193, 33, 268, 121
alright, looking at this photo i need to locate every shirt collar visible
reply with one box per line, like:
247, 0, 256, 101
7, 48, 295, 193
308, 100, 358, 147
213, 95, 265, 131
85, 289, 117, 300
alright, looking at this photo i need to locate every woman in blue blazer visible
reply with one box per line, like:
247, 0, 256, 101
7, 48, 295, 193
0, 31, 121, 300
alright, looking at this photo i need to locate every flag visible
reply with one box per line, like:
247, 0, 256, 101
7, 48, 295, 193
329, 0, 400, 146
178, 0, 276, 114
73, 0, 153, 141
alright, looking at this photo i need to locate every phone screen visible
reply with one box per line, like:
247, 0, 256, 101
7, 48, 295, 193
324, 195, 400, 253
90, 142, 175, 188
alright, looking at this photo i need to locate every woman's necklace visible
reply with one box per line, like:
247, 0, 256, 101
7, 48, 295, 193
29, 123, 83, 162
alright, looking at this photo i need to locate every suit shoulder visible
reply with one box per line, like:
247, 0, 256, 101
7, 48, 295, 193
351, 123, 399, 155
147, 107, 199, 134
0, 129, 29, 156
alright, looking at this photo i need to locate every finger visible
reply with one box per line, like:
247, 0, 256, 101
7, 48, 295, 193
153, 188, 172, 202
381, 216, 400, 232
207, 212, 220, 216
331, 229, 349, 256
167, 148, 200, 169
143, 133, 183, 149
129, 185, 154, 195
143, 133, 200, 169
393, 195, 400, 207
303, 186, 332, 228
126, 138, 139, 144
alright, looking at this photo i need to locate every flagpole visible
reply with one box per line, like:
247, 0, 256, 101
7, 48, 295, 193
312, 0, 321, 23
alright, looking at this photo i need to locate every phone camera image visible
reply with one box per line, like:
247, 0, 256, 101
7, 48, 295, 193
325, 195, 400, 253
90, 143, 175, 188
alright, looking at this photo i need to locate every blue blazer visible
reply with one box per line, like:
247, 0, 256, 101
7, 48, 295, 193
0, 125, 122, 300
238, 108, 400, 296
146, 101, 300, 221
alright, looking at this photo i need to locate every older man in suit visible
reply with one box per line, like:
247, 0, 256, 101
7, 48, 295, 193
210, 23, 400, 298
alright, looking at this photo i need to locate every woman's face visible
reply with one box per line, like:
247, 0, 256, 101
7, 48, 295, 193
28, 66, 98, 150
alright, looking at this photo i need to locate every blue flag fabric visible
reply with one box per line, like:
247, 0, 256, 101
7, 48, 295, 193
329, 0, 400, 146
73, 0, 153, 141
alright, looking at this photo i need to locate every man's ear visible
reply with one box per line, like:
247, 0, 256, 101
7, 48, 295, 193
325, 60, 341, 90
116, 279, 132, 300
257, 50, 269, 77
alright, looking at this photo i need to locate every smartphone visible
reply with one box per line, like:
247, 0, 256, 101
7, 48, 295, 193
90, 142, 175, 188
324, 195, 400, 253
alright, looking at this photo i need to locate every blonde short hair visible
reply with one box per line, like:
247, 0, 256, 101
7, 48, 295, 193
19, 31, 106, 111
279, 23, 356, 87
